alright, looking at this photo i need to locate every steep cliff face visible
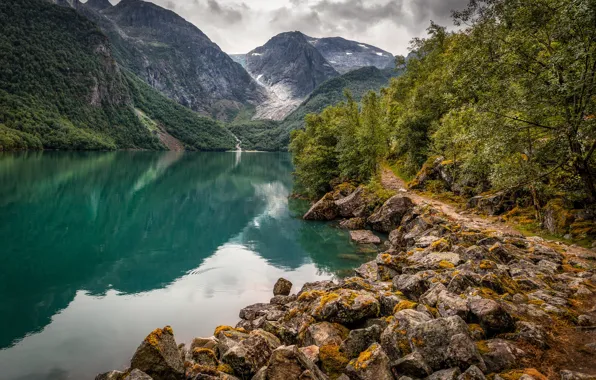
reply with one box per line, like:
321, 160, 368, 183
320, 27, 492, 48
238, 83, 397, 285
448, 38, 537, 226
246, 31, 340, 120
82, 0, 265, 121
84, 0, 112, 11
307, 36, 395, 74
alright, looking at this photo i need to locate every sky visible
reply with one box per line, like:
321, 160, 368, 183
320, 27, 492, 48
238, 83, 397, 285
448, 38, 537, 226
113, 0, 470, 55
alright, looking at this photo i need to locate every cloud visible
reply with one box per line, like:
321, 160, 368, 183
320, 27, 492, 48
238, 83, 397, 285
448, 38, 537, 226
139, 0, 470, 54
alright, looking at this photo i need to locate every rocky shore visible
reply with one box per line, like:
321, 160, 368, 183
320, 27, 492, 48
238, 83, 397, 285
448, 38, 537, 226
97, 186, 596, 380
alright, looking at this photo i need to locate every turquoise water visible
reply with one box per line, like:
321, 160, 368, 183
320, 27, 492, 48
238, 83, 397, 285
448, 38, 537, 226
0, 151, 372, 380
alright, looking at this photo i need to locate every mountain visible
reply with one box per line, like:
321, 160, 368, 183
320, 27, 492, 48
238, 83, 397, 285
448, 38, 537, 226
0, 0, 235, 151
77, 0, 265, 121
306, 36, 396, 74
245, 31, 340, 120
228, 66, 399, 151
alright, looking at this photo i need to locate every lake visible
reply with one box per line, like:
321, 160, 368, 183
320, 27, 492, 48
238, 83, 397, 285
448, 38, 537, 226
0, 151, 374, 380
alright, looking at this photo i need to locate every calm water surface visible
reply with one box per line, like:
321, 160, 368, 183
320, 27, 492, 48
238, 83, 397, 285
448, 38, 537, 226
0, 151, 372, 380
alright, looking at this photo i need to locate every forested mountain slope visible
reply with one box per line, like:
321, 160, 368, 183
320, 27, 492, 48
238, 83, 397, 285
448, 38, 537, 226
0, 0, 235, 151
291, 0, 596, 241
228, 66, 398, 151
78, 0, 266, 121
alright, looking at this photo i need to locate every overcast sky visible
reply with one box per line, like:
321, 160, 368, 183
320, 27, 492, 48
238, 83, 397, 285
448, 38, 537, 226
113, 0, 470, 55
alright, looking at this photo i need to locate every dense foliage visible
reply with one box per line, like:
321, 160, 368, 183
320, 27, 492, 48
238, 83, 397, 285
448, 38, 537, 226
0, 0, 235, 152
291, 0, 596, 209
228, 67, 398, 152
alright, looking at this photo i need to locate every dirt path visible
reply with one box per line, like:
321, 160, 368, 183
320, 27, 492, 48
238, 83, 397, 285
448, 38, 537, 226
381, 166, 596, 260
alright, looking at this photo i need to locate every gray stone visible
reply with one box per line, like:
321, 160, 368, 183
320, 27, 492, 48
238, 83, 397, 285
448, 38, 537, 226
515, 322, 549, 349
270, 294, 297, 305
304, 194, 339, 221
457, 365, 486, 380
380, 310, 432, 362
368, 196, 415, 233
446, 333, 486, 372
393, 273, 431, 301
96, 371, 126, 380
340, 325, 382, 359
299, 345, 320, 364
311, 289, 380, 325
335, 187, 368, 218
479, 339, 525, 373
346, 344, 393, 380
240, 303, 282, 321
221, 329, 281, 378
266, 345, 328, 380
560, 370, 596, 380
300, 322, 348, 347
468, 299, 514, 336
391, 352, 432, 378
124, 370, 153, 380
131, 326, 185, 380
273, 278, 293, 296
350, 230, 382, 245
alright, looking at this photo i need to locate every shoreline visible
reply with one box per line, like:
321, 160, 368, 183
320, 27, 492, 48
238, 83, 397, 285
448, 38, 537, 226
97, 186, 596, 380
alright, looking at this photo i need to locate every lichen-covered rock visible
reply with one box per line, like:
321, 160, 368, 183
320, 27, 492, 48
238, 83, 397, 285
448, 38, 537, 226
436, 291, 470, 320
340, 325, 382, 359
445, 333, 486, 372
191, 347, 218, 368
335, 187, 368, 218
346, 343, 393, 380
478, 339, 525, 373
367, 196, 415, 233
514, 322, 549, 348
310, 289, 380, 325
130, 326, 185, 380
221, 329, 281, 378
304, 194, 339, 221
391, 352, 432, 378
409, 316, 476, 370
270, 294, 297, 306
468, 299, 514, 336
393, 273, 431, 301
240, 303, 282, 321
273, 278, 293, 296
215, 327, 250, 355
457, 365, 486, 380
380, 310, 432, 362
300, 322, 349, 347
266, 345, 328, 380
262, 312, 315, 346
191, 337, 220, 357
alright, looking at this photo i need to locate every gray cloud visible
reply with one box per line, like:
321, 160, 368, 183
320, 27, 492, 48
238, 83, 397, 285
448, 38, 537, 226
141, 0, 470, 54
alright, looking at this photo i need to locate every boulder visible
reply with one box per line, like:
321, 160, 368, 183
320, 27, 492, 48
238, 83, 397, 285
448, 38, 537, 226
273, 278, 293, 296
479, 339, 525, 373
124, 370, 153, 380
350, 230, 381, 245
409, 316, 480, 371
514, 321, 548, 348
191, 347, 218, 368
300, 345, 320, 364
300, 322, 349, 347
391, 352, 432, 378
393, 273, 431, 301
240, 303, 282, 321
346, 343, 393, 380
215, 327, 250, 355
380, 310, 432, 362
367, 196, 415, 233
468, 299, 514, 336
436, 291, 469, 320
340, 325, 382, 359
335, 187, 368, 218
190, 337, 220, 356
270, 295, 297, 306
445, 333, 486, 372
221, 329, 281, 378
265, 345, 328, 380
340, 218, 367, 230
130, 326, 185, 380
457, 365, 486, 380
304, 194, 339, 221
311, 289, 380, 325
466, 193, 510, 216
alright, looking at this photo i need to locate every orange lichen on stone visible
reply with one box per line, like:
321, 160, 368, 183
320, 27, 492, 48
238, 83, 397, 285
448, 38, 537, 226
438, 260, 455, 269
411, 337, 424, 347
213, 325, 234, 336
320, 344, 350, 378
351, 343, 378, 370
298, 290, 326, 302
145, 327, 169, 349
479, 260, 497, 270
217, 363, 234, 375
393, 300, 418, 314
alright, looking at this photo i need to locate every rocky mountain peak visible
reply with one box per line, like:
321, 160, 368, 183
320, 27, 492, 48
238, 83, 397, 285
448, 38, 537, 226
246, 31, 339, 120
